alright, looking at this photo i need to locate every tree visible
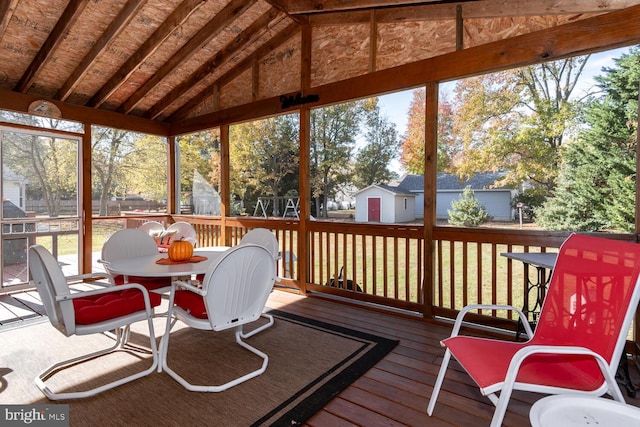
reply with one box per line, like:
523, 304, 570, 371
92, 127, 128, 216
0, 113, 79, 217
447, 186, 492, 227
451, 57, 589, 194
125, 134, 167, 201
537, 47, 639, 231
353, 102, 399, 187
400, 89, 457, 174
177, 130, 219, 191
177, 130, 219, 211
92, 127, 168, 216
3, 133, 77, 217
310, 101, 366, 217
230, 114, 299, 215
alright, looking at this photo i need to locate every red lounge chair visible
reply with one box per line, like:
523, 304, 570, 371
427, 234, 640, 426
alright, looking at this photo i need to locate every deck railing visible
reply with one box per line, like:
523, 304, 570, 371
73, 216, 640, 341
162, 218, 584, 317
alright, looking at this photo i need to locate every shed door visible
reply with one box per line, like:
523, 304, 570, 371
368, 197, 381, 222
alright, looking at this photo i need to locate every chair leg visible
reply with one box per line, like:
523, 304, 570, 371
239, 313, 274, 339
161, 325, 269, 392
427, 349, 452, 416
35, 318, 158, 400
490, 389, 513, 427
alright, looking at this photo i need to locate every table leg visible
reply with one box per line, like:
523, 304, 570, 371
516, 265, 550, 341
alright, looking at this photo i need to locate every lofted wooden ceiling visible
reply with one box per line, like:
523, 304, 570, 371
1, 0, 639, 127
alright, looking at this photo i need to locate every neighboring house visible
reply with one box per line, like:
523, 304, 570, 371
330, 184, 357, 210
435, 172, 513, 221
354, 184, 415, 223
2, 167, 27, 210
354, 172, 514, 223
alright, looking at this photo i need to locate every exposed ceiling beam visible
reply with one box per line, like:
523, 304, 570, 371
460, 0, 634, 18
308, 0, 634, 25
86, 0, 207, 108
171, 2, 640, 134
286, 0, 453, 14
148, 8, 286, 120
263, 0, 307, 24
0, 88, 168, 135
170, 22, 300, 122
287, 0, 478, 15
118, 0, 257, 114
0, 0, 19, 40
57, 0, 147, 101
14, 0, 89, 93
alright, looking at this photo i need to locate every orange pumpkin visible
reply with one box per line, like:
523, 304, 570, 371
168, 239, 194, 262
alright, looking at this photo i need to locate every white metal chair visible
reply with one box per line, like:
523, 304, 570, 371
99, 228, 172, 291
28, 245, 160, 400
240, 228, 280, 261
239, 228, 282, 329
160, 244, 276, 392
138, 220, 164, 236
166, 221, 197, 247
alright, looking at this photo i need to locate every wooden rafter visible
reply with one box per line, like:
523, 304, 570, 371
118, 0, 257, 114
263, 0, 308, 25
0, 0, 19, 40
285, 0, 451, 14
147, 8, 286, 120
170, 3, 640, 134
169, 22, 300, 121
308, 0, 634, 25
57, 0, 147, 101
14, 0, 90, 93
86, 0, 207, 108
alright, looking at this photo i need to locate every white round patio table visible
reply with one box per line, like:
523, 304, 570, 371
530, 395, 640, 427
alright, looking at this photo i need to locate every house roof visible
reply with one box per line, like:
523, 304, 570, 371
436, 172, 509, 190
390, 172, 509, 192
1, 1, 637, 129
354, 184, 414, 197
2, 167, 26, 182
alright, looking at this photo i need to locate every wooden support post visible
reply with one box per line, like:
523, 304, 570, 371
81, 126, 92, 274
423, 81, 438, 319
220, 124, 231, 246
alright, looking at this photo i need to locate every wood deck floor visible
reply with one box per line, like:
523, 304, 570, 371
2, 288, 640, 426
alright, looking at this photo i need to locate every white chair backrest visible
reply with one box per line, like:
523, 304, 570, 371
101, 228, 159, 265
201, 244, 275, 331
138, 220, 164, 236
166, 222, 197, 246
28, 245, 75, 336
240, 228, 279, 260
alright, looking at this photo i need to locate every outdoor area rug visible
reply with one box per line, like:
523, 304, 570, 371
0, 309, 398, 426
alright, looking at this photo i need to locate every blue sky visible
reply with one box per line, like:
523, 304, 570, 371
374, 45, 633, 174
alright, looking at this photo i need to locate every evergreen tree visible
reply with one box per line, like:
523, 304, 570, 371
447, 186, 492, 227
537, 47, 639, 231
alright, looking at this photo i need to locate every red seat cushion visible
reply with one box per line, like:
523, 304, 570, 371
113, 274, 172, 291
73, 288, 162, 325
174, 290, 208, 319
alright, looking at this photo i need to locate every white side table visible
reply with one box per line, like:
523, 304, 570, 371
530, 395, 640, 427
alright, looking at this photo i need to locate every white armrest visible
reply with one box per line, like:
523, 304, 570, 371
65, 272, 115, 287
170, 279, 205, 295
451, 304, 532, 337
